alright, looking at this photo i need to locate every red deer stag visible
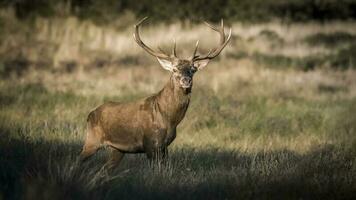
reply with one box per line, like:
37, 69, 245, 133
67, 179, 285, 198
80, 17, 231, 169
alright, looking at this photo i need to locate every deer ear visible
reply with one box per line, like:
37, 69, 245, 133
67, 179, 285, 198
194, 59, 210, 70
157, 58, 174, 71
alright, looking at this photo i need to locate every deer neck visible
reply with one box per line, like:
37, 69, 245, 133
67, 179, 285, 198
156, 76, 191, 126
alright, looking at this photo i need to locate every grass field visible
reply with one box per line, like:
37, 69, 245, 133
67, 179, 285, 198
1, 14, 356, 199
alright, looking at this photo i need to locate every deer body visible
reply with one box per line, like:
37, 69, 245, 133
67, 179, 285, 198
80, 18, 231, 168
84, 76, 190, 155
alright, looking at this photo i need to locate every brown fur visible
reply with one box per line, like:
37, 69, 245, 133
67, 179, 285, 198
80, 72, 191, 168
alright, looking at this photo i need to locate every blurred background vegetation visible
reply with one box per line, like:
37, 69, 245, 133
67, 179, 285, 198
1, 0, 356, 23
1, 1, 356, 199
0, 0, 355, 74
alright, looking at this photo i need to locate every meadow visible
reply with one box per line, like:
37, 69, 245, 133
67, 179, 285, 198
1, 10, 356, 199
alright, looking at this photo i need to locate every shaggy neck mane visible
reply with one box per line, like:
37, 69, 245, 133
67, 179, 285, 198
155, 75, 191, 126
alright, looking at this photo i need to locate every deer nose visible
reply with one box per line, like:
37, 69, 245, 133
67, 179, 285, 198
180, 77, 192, 88
181, 77, 192, 85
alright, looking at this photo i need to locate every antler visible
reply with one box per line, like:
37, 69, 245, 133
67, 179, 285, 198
192, 19, 232, 61
134, 17, 178, 60
134, 17, 230, 62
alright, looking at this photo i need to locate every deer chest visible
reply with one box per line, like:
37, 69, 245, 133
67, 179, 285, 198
146, 126, 177, 147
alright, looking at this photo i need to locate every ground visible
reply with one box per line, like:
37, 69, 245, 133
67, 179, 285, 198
1, 16, 356, 199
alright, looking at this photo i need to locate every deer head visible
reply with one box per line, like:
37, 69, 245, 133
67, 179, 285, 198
134, 17, 232, 89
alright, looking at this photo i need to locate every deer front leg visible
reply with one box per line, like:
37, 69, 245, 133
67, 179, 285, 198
145, 146, 168, 161
143, 130, 168, 165
145, 146, 168, 168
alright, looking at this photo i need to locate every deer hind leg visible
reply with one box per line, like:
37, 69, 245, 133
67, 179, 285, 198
80, 125, 103, 162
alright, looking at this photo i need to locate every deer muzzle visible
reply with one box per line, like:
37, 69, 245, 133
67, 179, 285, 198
180, 77, 192, 88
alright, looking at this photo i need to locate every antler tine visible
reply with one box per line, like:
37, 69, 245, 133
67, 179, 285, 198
133, 17, 170, 59
220, 19, 225, 43
203, 21, 219, 31
205, 49, 214, 57
193, 25, 232, 61
172, 39, 177, 57
158, 46, 167, 54
192, 40, 199, 59
204, 19, 225, 44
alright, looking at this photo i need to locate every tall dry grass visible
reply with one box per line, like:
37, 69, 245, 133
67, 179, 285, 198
1, 11, 356, 199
